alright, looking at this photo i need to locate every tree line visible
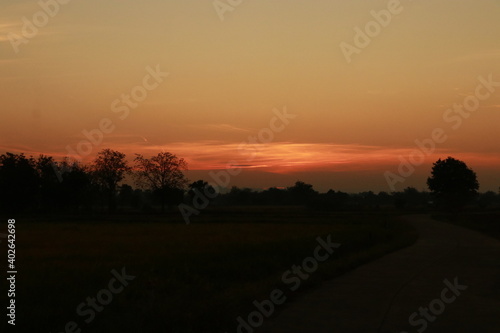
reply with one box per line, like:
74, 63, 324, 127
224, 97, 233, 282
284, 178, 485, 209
0, 150, 496, 214
0, 149, 187, 214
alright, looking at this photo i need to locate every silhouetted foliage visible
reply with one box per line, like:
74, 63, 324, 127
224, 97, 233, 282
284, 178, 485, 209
391, 187, 430, 210
189, 180, 216, 201
36, 155, 61, 211
0, 150, 496, 216
134, 152, 188, 212
478, 191, 498, 209
227, 187, 256, 205
0, 153, 38, 212
427, 157, 479, 210
261, 187, 287, 205
91, 149, 131, 213
287, 181, 318, 204
51, 158, 92, 212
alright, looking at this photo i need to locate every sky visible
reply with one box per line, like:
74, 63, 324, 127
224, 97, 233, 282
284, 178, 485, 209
1, 0, 499, 192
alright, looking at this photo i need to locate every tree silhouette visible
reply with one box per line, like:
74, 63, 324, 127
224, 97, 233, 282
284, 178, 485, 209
36, 155, 62, 211
189, 180, 216, 199
0, 153, 39, 212
427, 157, 479, 210
262, 187, 287, 205
58, 159, 92, 211
287, 181, 318, 204
478, 191, 497, 209
134, 152, 188, 212
118, 184, 143, 210
91, 149, 131, 213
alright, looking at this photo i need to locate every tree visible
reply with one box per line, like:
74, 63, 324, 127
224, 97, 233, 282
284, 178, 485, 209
134, 152, 188, 212
477, 191, 497, 209
118, 184, 144, 210
226, 186, 255, 205
58, 159, 92, 211
0, 153, 39, 212
427, 157, 479, 210
188, 180, 216, 199
91, 149, 131, 212
262, 187, 287, 205
287, 181, 318, 205
36, 155, 61, 211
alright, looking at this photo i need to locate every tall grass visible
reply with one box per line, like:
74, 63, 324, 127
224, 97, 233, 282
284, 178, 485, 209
2, 208, 417, 332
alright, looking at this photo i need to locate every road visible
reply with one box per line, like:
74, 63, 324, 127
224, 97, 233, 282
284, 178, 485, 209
258, 215, 500, 333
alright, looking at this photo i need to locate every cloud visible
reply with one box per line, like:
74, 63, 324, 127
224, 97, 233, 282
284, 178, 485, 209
3, 140, 500, 176
0, 20, 22, 48
0, 22, 20, 40
189, 123, 251, 133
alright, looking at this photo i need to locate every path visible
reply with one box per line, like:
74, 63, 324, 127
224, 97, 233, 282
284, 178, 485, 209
259, 215, 500, 333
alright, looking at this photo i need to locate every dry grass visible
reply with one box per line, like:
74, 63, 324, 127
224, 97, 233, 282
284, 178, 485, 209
1, 208, 417, 332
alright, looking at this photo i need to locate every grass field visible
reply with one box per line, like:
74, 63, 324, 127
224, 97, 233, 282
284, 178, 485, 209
433, 211, 500, 241
1, 207, 417, 332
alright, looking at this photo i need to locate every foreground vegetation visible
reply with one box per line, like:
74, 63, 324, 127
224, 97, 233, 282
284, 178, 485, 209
2, 208, 417, 332
434, 211, 500, 241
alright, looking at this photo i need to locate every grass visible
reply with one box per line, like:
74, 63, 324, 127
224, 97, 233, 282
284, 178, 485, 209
1, 207, 417, 332
432, 210, 500, 241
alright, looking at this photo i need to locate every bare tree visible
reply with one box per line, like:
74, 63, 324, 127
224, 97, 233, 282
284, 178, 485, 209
92, 149, 131, 212
134, 152, 188, 212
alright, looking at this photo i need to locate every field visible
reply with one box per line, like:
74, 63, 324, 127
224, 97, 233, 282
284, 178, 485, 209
1, 207, 417, 332
434, 211, 500, 241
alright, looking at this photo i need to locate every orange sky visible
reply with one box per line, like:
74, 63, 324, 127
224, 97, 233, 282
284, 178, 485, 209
1, 0, 499, 192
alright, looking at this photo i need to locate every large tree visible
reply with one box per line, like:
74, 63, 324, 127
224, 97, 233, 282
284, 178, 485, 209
134, 152, 188, 212
91, 149, 131, 212
427, 157, 479, 210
